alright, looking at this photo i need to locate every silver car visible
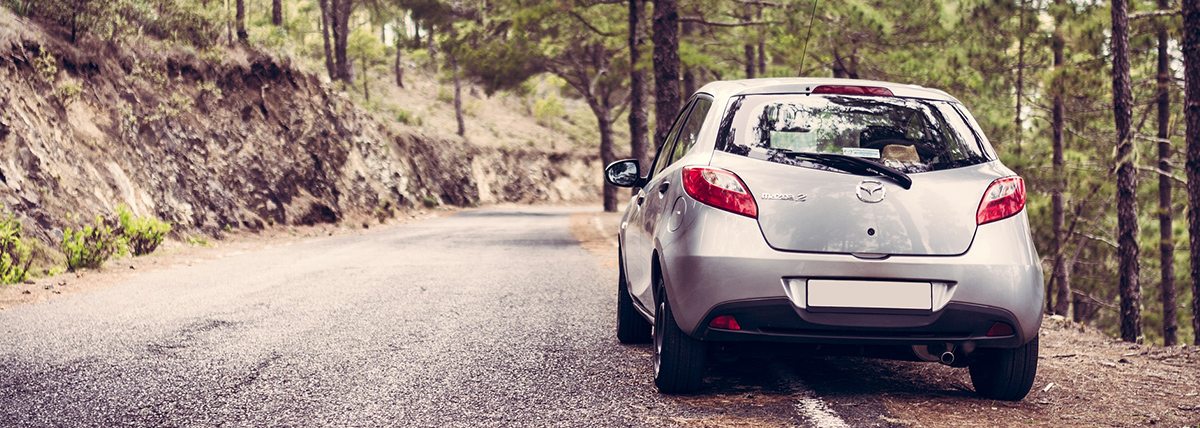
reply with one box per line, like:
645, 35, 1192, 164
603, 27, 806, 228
606, 78, 1043, 401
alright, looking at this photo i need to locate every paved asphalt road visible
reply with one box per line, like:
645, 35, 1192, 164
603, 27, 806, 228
1, 206, 908, 427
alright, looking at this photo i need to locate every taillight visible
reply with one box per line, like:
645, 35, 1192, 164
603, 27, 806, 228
812, 85, 894, 97
709, 315, 741, 330
986, 322, 1015, 336
976, 177, 1026, 225
682, 166, 758, 218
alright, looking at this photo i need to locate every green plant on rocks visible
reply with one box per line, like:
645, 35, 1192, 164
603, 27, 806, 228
115, 205, 171, 256
61, 215, 124, 271
0, 209, 33, 284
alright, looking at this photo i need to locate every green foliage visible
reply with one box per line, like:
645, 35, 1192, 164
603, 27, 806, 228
436, 87, 454, 103
61, 215, 124, 271
422, 196, 439, 208
33, 49, 57, 83
396, 109, 422, 126
5, 0, 32, 16
30, 0, 221, 47
196, 80, 223, 102
53, 82, 82, 105
0, 209, 33, 284
115, 205, 170, 256
533, 94, 564, 127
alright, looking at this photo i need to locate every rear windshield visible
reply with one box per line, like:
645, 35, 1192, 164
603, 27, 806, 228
715, 94, 991, 173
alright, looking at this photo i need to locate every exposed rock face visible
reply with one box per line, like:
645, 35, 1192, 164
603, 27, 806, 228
0, 12, 600, 245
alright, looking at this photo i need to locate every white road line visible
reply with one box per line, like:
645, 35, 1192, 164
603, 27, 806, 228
770, 363, 852, 428
592, 216, 619, 248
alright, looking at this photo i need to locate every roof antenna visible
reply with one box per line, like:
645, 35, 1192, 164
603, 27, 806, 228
798, 0, 819, 76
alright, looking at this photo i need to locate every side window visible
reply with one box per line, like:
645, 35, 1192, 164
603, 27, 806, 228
650, 100, 695, 178
669, 98, 713, 165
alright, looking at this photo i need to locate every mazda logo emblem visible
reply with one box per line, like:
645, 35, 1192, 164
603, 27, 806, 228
856, 180, 886, 203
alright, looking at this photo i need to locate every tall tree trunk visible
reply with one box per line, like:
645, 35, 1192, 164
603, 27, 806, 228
629, 0, 651, 173
653, 0, 681, 150
395, 36, 404, 88
757, 41, 766, 76
1014, 0, 1027, 158
1112, 0, 1142, 343
756, 6, 766, 76
742, 4, 754, 78
361, 52, 369, 101
744, 44, 756, 78
1181, 0, 1200, 346
599, 111, 619, 212
426, 24, 438, 64
332, 0, 353, 83
451, 51, 465, 137
317, 0, 335, 80
236, 0, 248, 42
272, 0, 283, 27
681, 21, 697, 98
1158, 0, 1178, 347
1051, 4, 1070, 317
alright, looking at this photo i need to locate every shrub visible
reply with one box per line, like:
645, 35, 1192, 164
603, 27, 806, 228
53, 82, 83, 105
0, 209, 33, 284
62, 215, 124, 271
115, 205, 171, 256
437, 87, 454, 103
396, 109, 422, 126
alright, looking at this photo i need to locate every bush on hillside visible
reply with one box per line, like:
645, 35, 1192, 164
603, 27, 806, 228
0, 209, 32, 284
116, 205, 171, 256
21, 0, 221, 47
62, 215, 124, 271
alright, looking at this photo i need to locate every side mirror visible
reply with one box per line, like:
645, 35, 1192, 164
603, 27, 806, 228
604, 159, 643, 188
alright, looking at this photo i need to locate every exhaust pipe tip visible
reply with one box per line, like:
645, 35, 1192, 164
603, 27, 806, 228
939, 351, 955, 366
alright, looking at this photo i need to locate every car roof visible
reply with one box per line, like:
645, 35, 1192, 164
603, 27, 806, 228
695, 78, 958, 102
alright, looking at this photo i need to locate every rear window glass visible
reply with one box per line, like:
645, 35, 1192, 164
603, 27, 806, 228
715, 94, 991, 173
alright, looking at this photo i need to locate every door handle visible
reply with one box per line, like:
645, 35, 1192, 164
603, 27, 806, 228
658, 181, 671, 194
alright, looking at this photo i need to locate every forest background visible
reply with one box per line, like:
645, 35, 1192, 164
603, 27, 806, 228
12, 0, 1200, 346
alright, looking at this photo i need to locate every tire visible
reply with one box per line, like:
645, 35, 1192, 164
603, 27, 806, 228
969, 336, 1039, 401
616, 260, 652, 344
652, 289, 706, 394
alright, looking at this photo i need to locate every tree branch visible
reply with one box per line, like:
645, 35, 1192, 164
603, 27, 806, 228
1136, 165, 1187, 185
1074, 231, 1117, 249
567, 10, 621, 37
1131, 9, 1180, 19
678, 16, 781, 28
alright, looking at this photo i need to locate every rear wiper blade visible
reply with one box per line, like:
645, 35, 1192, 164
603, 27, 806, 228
777, 150, 913, 190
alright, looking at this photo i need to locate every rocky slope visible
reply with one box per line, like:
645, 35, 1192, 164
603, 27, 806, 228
0, 10, 600, 250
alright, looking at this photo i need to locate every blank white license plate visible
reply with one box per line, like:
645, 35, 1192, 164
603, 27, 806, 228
807, 280, 932, 310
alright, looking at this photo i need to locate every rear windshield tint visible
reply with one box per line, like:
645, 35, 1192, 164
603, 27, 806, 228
715, 94, 992, 173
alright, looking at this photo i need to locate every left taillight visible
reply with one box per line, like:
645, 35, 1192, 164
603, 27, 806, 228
682, 166, 757, 218
976, 176, 1026, 225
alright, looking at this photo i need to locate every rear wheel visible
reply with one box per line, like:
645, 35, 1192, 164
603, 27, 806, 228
616, 260, 652, 344
652, 288, 706, 394
969, 336, 1039, 401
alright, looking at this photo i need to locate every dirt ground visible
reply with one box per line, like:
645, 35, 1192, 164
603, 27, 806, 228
570, 210, 1200, 428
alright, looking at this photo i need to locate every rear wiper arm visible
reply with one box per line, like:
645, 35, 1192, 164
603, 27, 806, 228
777, 151, 913, 190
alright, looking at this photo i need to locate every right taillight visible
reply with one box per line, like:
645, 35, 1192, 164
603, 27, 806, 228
682, 166, 758, 218
976, 176, 1026, 225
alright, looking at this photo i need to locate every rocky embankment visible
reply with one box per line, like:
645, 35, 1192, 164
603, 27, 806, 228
0, 11, 599, 251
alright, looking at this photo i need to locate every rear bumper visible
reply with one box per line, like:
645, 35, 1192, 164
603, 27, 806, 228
657, 201, 1044, 348
696, 299, 1028, 348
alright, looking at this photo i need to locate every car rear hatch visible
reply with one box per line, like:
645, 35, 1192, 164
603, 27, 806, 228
711, 152, 1013, 256
708, 89, 1011, 256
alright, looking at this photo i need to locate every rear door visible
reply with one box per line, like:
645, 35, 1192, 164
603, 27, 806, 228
624, 99, 698, 308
